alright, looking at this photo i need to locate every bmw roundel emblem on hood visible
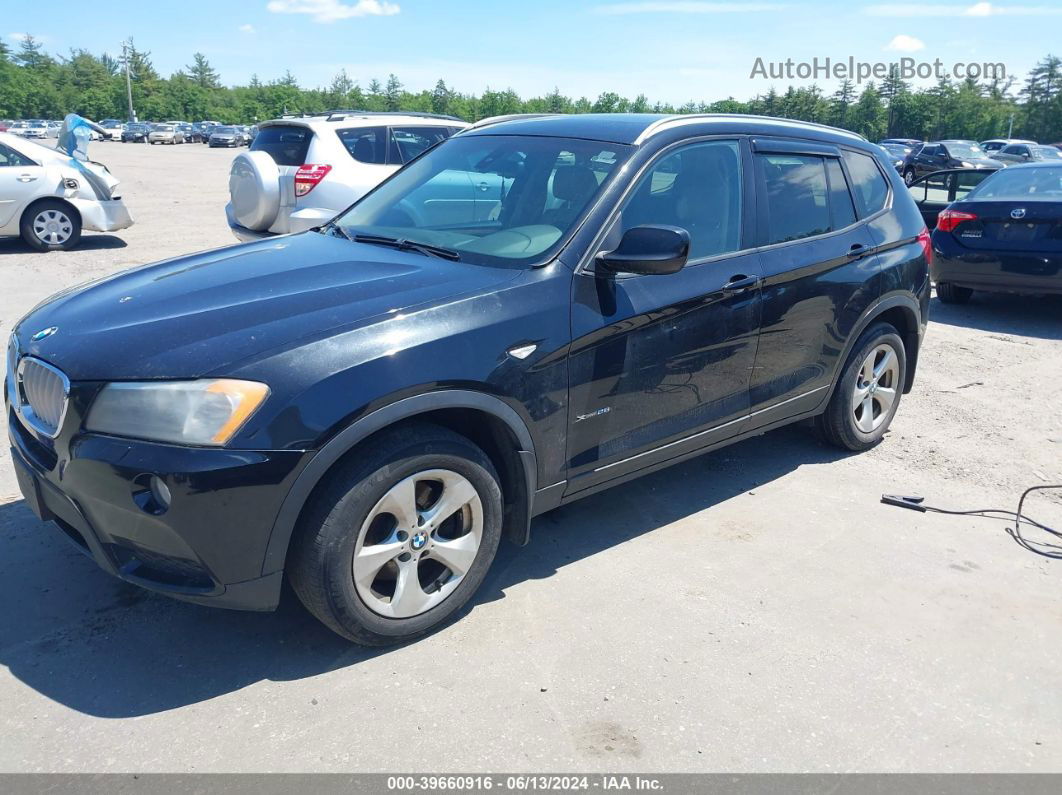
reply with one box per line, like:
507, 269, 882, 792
31, 326, 58, 342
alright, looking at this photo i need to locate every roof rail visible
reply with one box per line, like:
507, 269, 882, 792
634, 113, 867, 144
306, 109, 464, 122
466, 113, 560, 130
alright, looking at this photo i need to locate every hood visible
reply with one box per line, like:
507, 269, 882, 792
15, 232, 521, 381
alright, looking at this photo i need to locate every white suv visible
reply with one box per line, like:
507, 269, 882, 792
225, 111, 469, 241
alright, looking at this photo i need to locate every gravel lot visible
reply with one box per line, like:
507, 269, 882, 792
1, 142, 1060, 773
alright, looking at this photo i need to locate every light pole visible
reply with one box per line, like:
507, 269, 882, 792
122, 40, 136, 122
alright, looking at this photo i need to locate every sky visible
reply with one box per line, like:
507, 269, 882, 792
6, 1, 1061, 103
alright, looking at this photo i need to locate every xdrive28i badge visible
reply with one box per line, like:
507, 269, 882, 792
31, 327, 58, 342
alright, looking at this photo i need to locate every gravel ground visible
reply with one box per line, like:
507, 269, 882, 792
1, 142, 1061, 773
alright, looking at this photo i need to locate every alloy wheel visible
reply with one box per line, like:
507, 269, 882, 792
32, 209, 74, 246
852, 343, 899, 433
352, 469, 483, 619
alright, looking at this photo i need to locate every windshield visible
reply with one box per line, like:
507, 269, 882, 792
965, 166, 1062, 201
945, 142, 985, 159
330, 134, 633, 267
215, 126, 236, 134
154, 125, 174, 131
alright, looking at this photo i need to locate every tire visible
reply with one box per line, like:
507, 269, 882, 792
903, 168, 917, 186
289, 422, 504, 645
20, 200, 82, 252
936, 282, 973, 304
816, 322, 906, 452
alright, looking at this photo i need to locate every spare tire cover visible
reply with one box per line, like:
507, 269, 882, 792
229, 150, 280, 231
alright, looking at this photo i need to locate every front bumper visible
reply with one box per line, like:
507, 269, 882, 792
7, 384, 311, 611
72, 197, 134, 233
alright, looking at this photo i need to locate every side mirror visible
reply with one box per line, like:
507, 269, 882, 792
597, 225, 690, 276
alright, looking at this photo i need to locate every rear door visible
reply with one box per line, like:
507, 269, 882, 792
747, 140, 881, 421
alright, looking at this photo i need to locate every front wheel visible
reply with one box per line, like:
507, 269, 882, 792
817, 322, 906, 452
289, 423, 504, 645
903, 168, 917, 186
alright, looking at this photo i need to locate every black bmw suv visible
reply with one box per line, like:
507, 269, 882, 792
7, 114, 930, 644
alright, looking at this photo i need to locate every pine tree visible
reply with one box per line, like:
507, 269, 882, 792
186, 52, 220, 89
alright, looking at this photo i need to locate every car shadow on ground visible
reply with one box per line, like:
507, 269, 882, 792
930, 291, 1062, 340
0, 425, 847, 718
0, 235, 128, 255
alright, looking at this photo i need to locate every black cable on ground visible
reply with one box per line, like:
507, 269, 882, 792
881, 485, 1062, 559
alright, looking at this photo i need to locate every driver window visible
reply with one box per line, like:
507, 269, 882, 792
611, 140, 742, 261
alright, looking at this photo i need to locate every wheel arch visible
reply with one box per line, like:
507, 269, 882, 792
20, 195, 82, 231
261, 390, 539, 577
821, 292, 923, 408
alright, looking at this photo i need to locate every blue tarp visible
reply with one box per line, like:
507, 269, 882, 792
56, 114, 106, 161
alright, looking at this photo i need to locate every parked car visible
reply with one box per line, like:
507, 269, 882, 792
121, 123, 152, 143
226, 112, 469, 240
208, 126, 245, 148
906, 167, 999, 229
902, 140, 1002, 185
0, 131, 133, 251
19, 120, 49, 139
7, 114, 930, 644
879, 142, 909, 172
177, 123, 200, 143
991, 143, 1062, 166
148, 124, 185, 145
979, 138, 1036, 155
198, 121, 222, 144
880, 138, 922, 149
98, 119, 125, 141
930, 162, 1062, 303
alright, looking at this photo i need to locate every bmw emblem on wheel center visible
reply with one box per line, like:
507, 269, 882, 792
411, 531, 428, 551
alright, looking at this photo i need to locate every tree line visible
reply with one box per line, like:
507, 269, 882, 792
1, 35, 1060, 143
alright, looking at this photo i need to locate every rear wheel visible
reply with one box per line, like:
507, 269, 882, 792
20, 200, 81, 251
903, 168, 917, 186
289, 423, 504, 645
817, 322, 906, 452
936, 282, 973, 304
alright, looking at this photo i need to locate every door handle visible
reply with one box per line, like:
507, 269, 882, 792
722, 275, 761, 296
17, 174, 38, 183
476, 182, 490, 192
847, 243, 870, 260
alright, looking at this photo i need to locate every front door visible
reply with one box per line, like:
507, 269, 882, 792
565, 138, 762, 493
0, 142, 45, 229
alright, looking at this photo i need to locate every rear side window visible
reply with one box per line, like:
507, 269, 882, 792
842, 151, 890, 216
337, 127, 387, 165
0, 143, 35, 167
251, 125, 312, 166
758, 154, 832, 244
388, 126, 453, 165
826, 159, 857, 229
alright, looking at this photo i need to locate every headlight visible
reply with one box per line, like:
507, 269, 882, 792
85, 379, 270, 446
961, 161, 973, 167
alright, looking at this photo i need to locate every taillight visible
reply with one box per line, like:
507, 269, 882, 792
294, 164, 332, 197
917, 226, 932, 267
936, 209, 978, 233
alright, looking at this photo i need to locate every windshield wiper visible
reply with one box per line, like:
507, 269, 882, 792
352, 233, 461, 261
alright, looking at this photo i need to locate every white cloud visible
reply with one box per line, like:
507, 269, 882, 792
7, 32, 47, 43
594, 2, 783, 14
865, 3, 1062, 16
266, 0, 399, 23
885, 34, 926, 52
238, 23, 256, 33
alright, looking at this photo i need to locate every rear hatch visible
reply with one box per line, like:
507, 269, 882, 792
228, 124, 312, 232
950, 201, 1062, 253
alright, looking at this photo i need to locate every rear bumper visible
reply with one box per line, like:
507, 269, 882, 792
72, 197, 134, 233
7, 398, 311, 611
225, 203, 330, 241
931, 231, 1062, 295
